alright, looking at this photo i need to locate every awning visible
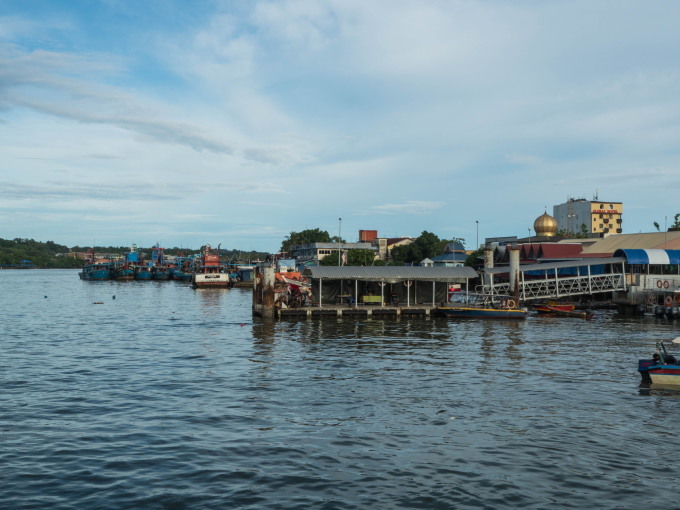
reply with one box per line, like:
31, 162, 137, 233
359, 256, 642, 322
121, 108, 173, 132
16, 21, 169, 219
482, 257, 625, 274
613, 249, 680, 265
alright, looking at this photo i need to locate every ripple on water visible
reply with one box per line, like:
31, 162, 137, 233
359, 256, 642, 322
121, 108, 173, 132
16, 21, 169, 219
3, 272, 680, 508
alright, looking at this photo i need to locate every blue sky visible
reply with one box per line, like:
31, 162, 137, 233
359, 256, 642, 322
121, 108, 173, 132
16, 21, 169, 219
2, 0, 680, 252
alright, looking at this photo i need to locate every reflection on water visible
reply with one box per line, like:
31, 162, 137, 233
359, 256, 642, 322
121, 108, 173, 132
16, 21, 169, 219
3, 270, 680, 509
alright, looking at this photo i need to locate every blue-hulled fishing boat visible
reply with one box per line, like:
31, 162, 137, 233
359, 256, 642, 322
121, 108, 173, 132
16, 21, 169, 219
134, 265, 153, 280
149, 243, 171, 280
79, 262, 112, 280
111, 263, 135, 280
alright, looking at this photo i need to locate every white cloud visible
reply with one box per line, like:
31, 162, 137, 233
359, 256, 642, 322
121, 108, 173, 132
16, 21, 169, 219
367, 201, 446, 216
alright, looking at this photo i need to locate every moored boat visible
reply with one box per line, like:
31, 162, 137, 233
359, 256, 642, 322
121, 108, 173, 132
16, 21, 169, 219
112, 263, 135, 280
79, 262, 112, 280
192, 244, 231, 288
434, 293, 527, 319
79, 250, 112, 280
113, 244, 139, 280
532, 301, 576, 312
533, 304, 594, 319
134, 265, 153, 280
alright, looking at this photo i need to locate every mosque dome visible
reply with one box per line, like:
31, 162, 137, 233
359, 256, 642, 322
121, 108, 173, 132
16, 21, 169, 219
534, 212, 558, 237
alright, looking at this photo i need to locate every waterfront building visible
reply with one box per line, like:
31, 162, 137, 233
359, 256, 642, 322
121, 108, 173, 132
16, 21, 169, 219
553, 197, 623, 237
429, 241, 468, 267
289, 242, 376, 265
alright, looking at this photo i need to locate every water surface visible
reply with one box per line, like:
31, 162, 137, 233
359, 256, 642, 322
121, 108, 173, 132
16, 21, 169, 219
2, 270, 678, 509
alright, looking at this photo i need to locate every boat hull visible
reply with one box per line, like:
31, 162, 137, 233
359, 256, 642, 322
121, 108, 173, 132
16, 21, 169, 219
192, 273, 231, 288
645, 365, 680, 385
435, 306, 527, 319
79, 264, 111, 280
534, 305, 593, 319
134, 267, 153, 280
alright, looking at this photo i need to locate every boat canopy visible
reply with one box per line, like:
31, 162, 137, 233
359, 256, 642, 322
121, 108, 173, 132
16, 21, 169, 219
613, 249, 680, 265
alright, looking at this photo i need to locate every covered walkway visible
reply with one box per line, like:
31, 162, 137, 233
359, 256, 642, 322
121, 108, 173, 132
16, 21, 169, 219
301, 266, 478, 308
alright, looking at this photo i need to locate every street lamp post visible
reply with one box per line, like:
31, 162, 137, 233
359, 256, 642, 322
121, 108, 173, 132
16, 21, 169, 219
338, 217, 342, 266
476, 220, 479, 249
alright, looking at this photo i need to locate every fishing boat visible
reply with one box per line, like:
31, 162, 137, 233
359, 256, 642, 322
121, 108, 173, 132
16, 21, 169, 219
171, 256, 194, 282
149, 244, 172, 280
111, 262, 135, 280
78, 250, 112, 280
79, 262, 112, 280
639, 339, 680, 385
434, 293, 527, 319
192, 244, 231, 288
134, 265, 153, 280
533, 304, 594, 319
113, 244, 139, 280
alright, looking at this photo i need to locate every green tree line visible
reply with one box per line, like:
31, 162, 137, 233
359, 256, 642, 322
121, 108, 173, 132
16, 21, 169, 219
0, 238, 269, 268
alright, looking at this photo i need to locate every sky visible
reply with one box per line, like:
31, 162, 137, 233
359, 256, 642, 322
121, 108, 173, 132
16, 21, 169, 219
2, 0, 680, 253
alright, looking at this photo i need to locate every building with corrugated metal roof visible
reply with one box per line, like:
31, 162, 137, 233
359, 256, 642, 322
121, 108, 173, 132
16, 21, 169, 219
290, 242, 376, 264
301, 265, 478, 307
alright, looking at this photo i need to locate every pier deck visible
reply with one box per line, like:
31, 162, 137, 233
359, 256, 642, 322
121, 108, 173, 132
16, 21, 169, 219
256, 304, 439, 319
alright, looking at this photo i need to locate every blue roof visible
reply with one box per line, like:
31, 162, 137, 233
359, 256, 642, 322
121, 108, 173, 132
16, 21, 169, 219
613, 249, 680, 265
431, 252, 467, 262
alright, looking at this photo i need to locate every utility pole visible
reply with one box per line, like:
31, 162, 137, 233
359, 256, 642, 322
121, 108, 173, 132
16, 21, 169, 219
338, 217, 342, 266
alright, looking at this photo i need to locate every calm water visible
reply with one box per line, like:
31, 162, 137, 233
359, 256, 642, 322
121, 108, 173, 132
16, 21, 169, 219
2, 269, 679, 509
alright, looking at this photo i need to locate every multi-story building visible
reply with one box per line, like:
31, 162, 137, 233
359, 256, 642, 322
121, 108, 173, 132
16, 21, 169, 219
553, 198, 623, 237
289, 242, 375, 264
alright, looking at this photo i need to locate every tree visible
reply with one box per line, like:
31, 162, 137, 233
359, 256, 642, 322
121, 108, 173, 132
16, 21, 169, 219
319, 248, 378, 266
280, 228, 333, 253
391, 231, 448, 264
555, 223, 589, 239
654, 221, 661, 232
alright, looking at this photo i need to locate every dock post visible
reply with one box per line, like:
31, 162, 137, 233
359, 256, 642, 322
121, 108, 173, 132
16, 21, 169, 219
508, 244, 521, 304
483, 244, 494, 288
261, 263, 276, 321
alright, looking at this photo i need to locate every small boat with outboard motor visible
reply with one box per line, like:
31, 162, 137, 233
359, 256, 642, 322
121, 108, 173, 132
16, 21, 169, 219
638, 338, 680, 385
434, 293, 527, 319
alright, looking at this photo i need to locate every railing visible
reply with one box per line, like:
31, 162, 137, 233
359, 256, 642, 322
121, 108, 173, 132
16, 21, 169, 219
480, 273, 626, 301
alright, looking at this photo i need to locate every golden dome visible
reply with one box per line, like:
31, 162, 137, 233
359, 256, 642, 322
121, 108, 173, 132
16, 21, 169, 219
534, 212, 558, 237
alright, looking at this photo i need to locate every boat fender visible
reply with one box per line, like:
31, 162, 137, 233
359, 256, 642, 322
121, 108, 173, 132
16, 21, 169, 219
675, 295, 680, 304
664, 280, 670, 289
666, 296, 673, 306
507, 299, 516, 309
500, 299, 507, 308
657, 280, 664, 288
403, 281, 413, 287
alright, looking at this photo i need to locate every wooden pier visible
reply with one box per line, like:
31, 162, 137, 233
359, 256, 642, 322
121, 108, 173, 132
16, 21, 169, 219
274, 304, 438, 319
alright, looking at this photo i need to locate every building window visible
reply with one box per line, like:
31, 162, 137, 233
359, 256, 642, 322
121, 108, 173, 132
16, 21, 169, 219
616, 218, 622, 224
616, 228, 622, 233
